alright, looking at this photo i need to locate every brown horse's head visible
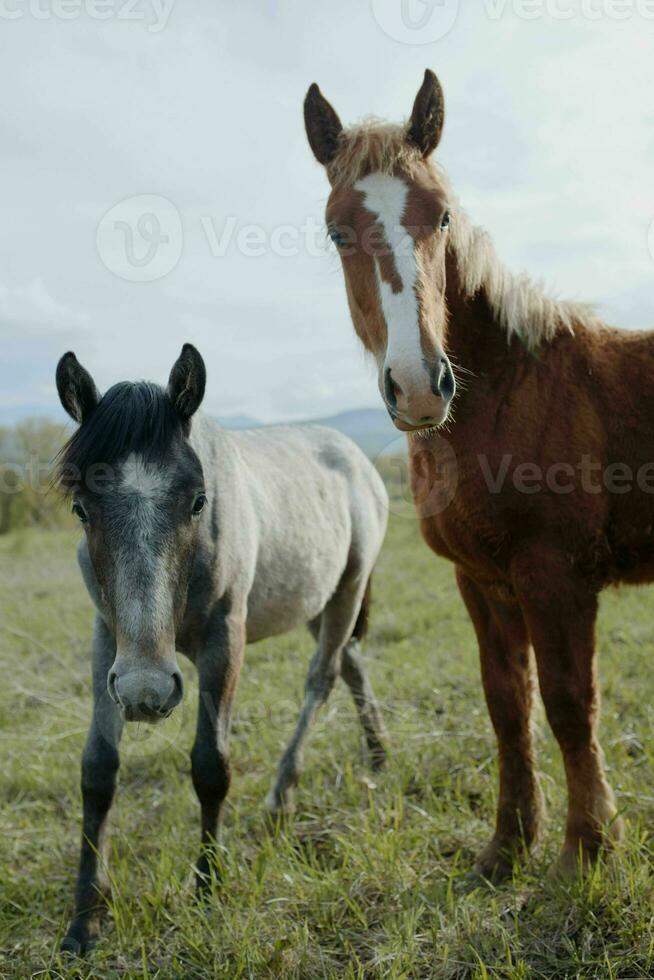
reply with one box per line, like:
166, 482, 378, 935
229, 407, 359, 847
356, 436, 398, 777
305, 70, 455, 432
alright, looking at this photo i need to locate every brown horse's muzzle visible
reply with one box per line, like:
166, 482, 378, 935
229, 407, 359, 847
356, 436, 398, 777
108, 660, 184, 722
383, 354, 456, 432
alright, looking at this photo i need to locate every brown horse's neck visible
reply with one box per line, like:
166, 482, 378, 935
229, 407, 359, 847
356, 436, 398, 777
443, 249, 524, 389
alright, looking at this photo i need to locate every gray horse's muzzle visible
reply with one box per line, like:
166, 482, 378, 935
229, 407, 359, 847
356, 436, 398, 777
107, 661, 184, 722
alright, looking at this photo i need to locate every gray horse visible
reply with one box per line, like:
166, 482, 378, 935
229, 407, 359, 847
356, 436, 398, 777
55, 343, 388, 954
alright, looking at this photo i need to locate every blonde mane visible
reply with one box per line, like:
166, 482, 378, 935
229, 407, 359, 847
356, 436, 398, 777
329, 120, 602, 348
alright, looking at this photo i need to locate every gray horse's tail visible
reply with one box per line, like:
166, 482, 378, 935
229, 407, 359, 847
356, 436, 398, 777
351, 576, 372, 641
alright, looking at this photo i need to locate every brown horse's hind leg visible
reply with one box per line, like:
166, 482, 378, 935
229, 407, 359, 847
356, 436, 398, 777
513, 549, 623, 871
456, 568, 544, 881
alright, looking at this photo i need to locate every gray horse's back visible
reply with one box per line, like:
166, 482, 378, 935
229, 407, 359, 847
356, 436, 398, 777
228, 423, 388, 642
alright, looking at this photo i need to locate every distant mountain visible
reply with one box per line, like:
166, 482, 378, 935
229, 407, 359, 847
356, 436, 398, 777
217, 407, 403, 458
217, 414, 261, 430
304, 408, 402, 457
1, 408, 402, 460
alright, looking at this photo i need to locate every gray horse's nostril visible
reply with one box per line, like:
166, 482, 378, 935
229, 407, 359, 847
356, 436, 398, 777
107, 669, 119, 704
110, 664, 183, 720
162, 668, 184, 714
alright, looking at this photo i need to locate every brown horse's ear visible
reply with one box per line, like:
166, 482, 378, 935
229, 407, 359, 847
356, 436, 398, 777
56, 352, 100, 424
407, 69, 445, 159
304, 83, 343, 166
168, 343, 206, 422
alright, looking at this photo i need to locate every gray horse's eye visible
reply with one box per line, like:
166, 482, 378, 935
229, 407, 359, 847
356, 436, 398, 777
192, 493, 207, 517
72, 501, 88, 523
440, 210, 451, 231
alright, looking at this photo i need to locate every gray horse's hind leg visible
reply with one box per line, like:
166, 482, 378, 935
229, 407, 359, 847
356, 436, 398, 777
341, 638, 387, 770
266, 574, 384, 813
62, 616, 122, 956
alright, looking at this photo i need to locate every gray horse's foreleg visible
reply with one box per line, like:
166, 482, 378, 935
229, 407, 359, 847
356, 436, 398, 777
266, 578, 367, 813
341, 638, 387, 770
191, 614, 245, 891
62, 616, 122, 956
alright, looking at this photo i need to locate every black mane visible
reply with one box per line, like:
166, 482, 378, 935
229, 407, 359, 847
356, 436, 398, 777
56, 381, 184, 494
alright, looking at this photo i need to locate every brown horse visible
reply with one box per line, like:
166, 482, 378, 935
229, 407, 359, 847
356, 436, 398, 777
303, 69, 654, 878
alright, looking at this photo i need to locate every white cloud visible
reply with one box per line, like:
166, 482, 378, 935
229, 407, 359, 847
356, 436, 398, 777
0, 279, 88, 327
0, 1, 653, 424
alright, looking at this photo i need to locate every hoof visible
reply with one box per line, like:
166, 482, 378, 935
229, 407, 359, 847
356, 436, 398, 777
60, 931, 95, 957
460, 868, 497, 893
554, 818, 624, 878
369, 744, 388, 772
194, 849, 224, 898
553, 841, 601, 878
60, 936, 82, 956
264, 789, 295, 821
473, 840, 520, 884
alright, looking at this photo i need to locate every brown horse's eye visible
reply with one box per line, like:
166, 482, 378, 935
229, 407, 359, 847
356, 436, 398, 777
192, 493, 207, 517
72, 501, 88, 523
328, 226, 348, 249
440, 210, 451, 231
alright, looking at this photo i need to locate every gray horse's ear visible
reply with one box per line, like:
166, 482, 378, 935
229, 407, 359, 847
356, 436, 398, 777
167, 343, 206, 422
56, 352, 100, 424
407, 69, 445, 159
304, 83, 343, 166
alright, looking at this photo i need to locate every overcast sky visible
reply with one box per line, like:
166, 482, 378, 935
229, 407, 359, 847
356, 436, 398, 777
2, 0, 653, 425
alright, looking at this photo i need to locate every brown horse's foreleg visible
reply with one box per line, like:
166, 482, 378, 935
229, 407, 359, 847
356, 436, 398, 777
191, 613, 245, 893
456, 568, 544, 881
514, 552, 623, 870
62, 616, 122, 955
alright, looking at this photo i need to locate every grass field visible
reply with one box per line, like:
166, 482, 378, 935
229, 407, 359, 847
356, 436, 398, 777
2, 496, 654, 979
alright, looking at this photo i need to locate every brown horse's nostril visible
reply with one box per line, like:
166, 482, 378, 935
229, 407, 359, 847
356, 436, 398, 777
434, 356, 456, 402
384, 368, 403, 408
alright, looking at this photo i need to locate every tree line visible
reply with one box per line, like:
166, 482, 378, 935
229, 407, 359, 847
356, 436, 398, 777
0, 419, 71, 533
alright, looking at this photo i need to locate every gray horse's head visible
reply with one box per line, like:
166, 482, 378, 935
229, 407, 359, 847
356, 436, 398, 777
56, 344, 207, 723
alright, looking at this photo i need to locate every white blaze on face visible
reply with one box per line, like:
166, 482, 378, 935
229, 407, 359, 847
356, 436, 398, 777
115, 453, 173, 645
120, 453, 169, 497
354, 173, 426, 393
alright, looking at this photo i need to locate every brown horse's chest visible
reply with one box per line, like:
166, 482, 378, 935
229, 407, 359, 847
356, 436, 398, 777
410, 424, 654, 594
410, 441, 515, 592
